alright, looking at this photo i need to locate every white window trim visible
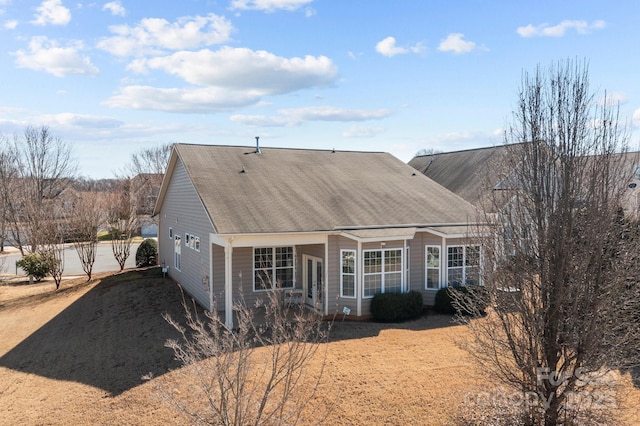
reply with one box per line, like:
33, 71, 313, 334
405, 245, 410, 292
362, 248, 403, 299
174, 235, 182, 272
340, 249, 357, 299
425, 245, 441, 290
446, 245, 481, 286
253, 246, 296, 292
195, 236, 200, 252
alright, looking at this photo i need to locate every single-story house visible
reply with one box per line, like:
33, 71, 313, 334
153, 143, 481, 327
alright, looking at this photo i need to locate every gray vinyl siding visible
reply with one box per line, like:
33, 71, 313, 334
410, 231, 445, 306
211, 244, 225, 307
328, 235, 358, 316
158, 158, 215, 310
227, 244, 327, 311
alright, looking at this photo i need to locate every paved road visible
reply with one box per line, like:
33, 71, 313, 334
1, 242, 141, 277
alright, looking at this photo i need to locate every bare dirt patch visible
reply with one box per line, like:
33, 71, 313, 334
1, 271, 639, 425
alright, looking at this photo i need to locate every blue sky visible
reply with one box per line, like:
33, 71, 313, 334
1, 0, 639, 178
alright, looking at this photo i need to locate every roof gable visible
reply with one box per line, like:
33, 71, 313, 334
157, 144, 478, 235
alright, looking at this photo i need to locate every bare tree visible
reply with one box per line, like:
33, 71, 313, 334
120, 143, 171, 216
0, 135, 17, 253
69, 190, 105, 280
106, 181, 138, 271
38, 212, 66, 289
5, 126, 77, 254
147, 287, 332, 425
414, 147, 442, 157
458, 60, 640, 425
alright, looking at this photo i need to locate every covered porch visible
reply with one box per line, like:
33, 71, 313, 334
210, 232, 330, 327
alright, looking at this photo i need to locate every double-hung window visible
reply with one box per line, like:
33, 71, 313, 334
447, 245, 481, 286
340, 250, 356, 298
363, 249, 403, 298
425, 246, 441, 289
254, 247, 294, 290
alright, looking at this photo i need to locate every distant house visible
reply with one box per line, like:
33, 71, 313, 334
408, 145, 512, 209
153, 143, 480, 326
131, 173, 163, 216
409, 144, 640, 217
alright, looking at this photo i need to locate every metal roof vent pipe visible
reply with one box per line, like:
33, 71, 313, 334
255, 136, 261, 154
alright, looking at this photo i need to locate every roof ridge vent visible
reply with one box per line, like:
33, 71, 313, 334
255, 136, 261, 154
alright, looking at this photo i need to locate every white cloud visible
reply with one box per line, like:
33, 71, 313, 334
375, 36, 425, 57
131, 47, 337, 94
31, 0, 71, 26
437, 33, 477, 54
342, 125, 386, 138
231, 106, 392, 127
13, 36, 99, 77
40, 112, 124, 128
597, 91, 628, 106
103, 85, 261, 113
102, 1, 125, 16
97, 14, 234, 57
517, 20, 606, 37
3, 19, 17, 29
230, 0, 313, 12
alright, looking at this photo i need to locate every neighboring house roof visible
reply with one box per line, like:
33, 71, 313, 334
154, 144, 478, 235
408, 145, 511, 206
410, 144, 640, 215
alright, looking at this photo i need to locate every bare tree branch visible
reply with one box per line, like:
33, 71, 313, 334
458, 59, 640, 425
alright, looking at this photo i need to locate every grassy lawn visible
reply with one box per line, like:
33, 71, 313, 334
0, 270, 639, 425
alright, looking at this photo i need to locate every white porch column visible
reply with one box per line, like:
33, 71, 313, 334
224, 242, 234, 328
324, 235, 329, 315
403, 239, 408, 292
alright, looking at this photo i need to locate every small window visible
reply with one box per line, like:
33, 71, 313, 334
189, 234, 195, 249
169, 227, 173, 238
185, 233, 190, 246
195, 236, 200, 252
340, 250, 356, 298
425, 246, 441, 289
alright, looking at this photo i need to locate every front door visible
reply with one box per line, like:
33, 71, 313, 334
303, 255, 323, 309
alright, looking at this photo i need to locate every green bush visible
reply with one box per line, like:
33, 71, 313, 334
434, 286, 488, 316
16, 253, 51, 281
370, 290, 424, 322
136, 238, 158, 267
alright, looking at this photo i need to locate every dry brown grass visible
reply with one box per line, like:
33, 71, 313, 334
1, 270, 639, 425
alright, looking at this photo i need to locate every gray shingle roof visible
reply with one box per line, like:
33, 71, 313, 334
165, 144, 478, 235
408, 145, 511, 206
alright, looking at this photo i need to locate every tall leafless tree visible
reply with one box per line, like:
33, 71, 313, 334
0, 135, 17, 253
5, 126, 77, 254
458, 60, 640, 425
120, 143, 172, 216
